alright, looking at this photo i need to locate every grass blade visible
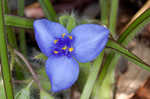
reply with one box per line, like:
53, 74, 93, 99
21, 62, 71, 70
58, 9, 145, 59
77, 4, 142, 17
121, 1, 150, 33
118, 8, 150, 45
80, 52, 104, 99
0, 0, 14, 98
92, 66, 114, 99
109, 0, 118, 37
38, 0, 57, 21
97, 8, 150, 88
92, 0, 118, 98
99, 0, 109, 25
4, 15, 33, 29
3, 0, 18, 49
18, 0, 27, 55
106, 40, 150, 72
77, 62, 91, 90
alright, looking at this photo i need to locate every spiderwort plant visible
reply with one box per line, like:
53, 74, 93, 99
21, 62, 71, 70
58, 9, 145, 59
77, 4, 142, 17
33, 19, 109, 92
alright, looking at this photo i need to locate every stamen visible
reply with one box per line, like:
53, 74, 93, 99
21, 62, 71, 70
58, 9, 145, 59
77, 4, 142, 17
54, 40, 58, 44
62, 33, 66, 38
52, 33, 73, 56
54, 51, 58, 54
62, 46, 67, 50
68, 36, 72, 40
69, 48, 74, 52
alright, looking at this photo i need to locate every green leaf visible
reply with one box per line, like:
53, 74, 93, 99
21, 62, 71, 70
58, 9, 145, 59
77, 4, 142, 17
40, 90, 54, 99
3, 0, 18, 49
59, 15, 76, 32
95, 37, 150, 99
4, 15, 33, 29
99, 0, 110, 25
77, 62, 91, 91
0, 1, 14, 98
97, 8, 150, 92
118, 8, 150, 45
80, 52, 104, 99
92, 68, 114, 99
6, 28, 18, 49
38, 0, 57, 21
109, 0, 118, 37
15, 81, 33, 99
17, 0, 24, 17
106, 39, 150, 72
93, 2, 150, 99
92, 52, 119, 99
34, 53, 48, 61
17, 0, 27, 56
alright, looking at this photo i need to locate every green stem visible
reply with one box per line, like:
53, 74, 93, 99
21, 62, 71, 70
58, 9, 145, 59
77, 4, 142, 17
109, 0, 118, 38
80, 52, 104, 99
18, 0, 26, 56
96, 7, 150, 99
38, 0, 57, 21
93, 52, 119, 99
19, 29, 26, 55
18, 0, 24, 16
97, 53, 119, 86
93, 66, 115, 99
0, 0, 14, 98
99, 0, 109, 25
94, 1, 118, 98
3, 0, 18, 49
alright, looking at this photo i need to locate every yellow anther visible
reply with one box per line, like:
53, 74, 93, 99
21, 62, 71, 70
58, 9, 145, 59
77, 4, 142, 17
62, 33, 66, 38
62, 46, 67, 50
54, 40, 58, 44
68, 36, 72, 40
69, 48, 74, 52
54, 51, 58, 54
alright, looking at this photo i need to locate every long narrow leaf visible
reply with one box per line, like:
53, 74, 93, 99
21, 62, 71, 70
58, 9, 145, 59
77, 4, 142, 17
38, 0, 57, 21
18, 0, 27, 55
109, 0, 118, 37
3, 0, 18, 49
106, 40, 150, 72
118, 8, 150, 45
98, 8, 150, 87
0, 1, 14, 98
92, 66, 114, 99
99, 0, 109, 25
92, 1, 111, 98
80, 52, 104, 99
77, 62, 91, 90
94, 1, 119, 97
4, 15, 33, 29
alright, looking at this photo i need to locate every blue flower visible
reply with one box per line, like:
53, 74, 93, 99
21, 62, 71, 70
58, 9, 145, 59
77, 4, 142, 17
33, 19, 109, 92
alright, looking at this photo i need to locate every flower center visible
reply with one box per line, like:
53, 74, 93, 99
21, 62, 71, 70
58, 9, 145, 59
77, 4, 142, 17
52, 33, 74, 57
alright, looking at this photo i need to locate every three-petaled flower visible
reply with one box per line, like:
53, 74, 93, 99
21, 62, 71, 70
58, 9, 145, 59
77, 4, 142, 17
33, 19, 109, 92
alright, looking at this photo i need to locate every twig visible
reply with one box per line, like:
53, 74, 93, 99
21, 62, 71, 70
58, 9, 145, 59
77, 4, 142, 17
13, 48, 43, 90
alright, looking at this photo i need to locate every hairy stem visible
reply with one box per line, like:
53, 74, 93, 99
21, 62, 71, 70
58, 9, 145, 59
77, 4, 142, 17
13, 48, 43, 90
